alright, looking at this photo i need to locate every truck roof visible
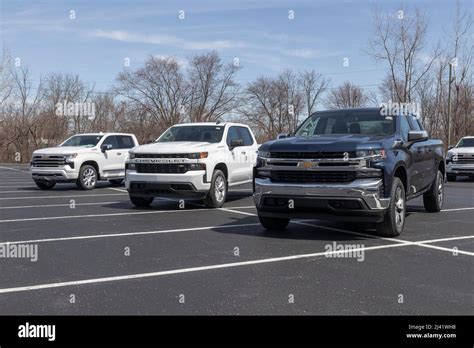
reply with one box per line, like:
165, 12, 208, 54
313, 107, 419, 116
72, 132, 136, 137
171, 122, 250, 128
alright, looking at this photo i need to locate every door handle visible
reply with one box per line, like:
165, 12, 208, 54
117, 152, 122, 155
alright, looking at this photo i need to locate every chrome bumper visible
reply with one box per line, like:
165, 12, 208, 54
254, 178, 390, 211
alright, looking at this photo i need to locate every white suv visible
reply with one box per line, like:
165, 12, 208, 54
31, 133, 139, 190
126, 122, 258, 207
446, 136, 474, 181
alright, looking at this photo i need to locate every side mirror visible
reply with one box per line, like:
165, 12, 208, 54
101, 144, 112, 153
277, 133, 289, 140
392, 139, 404, 149
229, 139, 243, 150
408, 130, 428, 142
447, 146, 454, 150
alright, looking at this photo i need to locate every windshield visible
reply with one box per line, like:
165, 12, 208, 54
295, 110, 395, 137
157, 125, 224, 143
456, 138, 474, 148
61, 135, 103, 147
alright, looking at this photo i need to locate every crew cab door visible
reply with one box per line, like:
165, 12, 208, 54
226, 126, 249, 184
408, 116, 434, 190
115, 135, 136, 175
99, 136, 123, 176
235, 126, 257, 182
399, 116, 423, 195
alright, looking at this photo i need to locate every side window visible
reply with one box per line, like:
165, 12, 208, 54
117, 136, 134, 149
408, 116, 421, 131
238, 127, 254, 146
102, 136, 118, 149
226, 127, 240, 146
399, 116, 411, 141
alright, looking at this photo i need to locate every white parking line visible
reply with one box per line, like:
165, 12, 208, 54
0, 193, 127, 201
220, 208, 474, 256
0, 242, 416, 294
0, 166, 30, 173
441, 207, 474, 212
0, 201, 121, 210
0, 190, 46, 193
1, 233, 472, 295
0, 205, 256, 223
0, 186, 35, 188
0, 222, 262, 245
108, 187, 127, 193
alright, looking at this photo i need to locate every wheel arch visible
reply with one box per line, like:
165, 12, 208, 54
80, 160, 100, 180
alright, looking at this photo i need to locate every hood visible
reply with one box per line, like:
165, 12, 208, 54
448, 147, 474, 155
32, 146, 96, 155
132, 141, 217, 154
261, 134, 387, 152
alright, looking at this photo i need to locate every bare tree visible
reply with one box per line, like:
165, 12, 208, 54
325, 81, 368, 109
368, 5, 440, 103
240, 70, 303, 142
0, 47, 12, 106
115, 56, 187, 132
186, 51, 240, 122
299, 70, 330, 116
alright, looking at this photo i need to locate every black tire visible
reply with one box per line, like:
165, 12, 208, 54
76, 164, 98, 190
376, 177, 406, 237
203, 169, 227, 208
258, 212, 290, 231
109, 179, 124, 186
35, 181, 56, 190
129, 195, 154, 207
423, 170, 444, 212
446, 174, 456, 182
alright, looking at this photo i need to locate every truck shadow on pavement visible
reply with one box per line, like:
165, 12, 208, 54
211, 215, 382, 242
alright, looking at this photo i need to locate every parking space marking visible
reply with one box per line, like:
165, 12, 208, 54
0, 223, 262, 245
0, 193, 127, 201
0, 206, 256, 223
1, 232, 472, 295
221, 208, 474, 257
108, 187, 127, 193
441, 207, 474, 212
0, 241, 423, 295
0, 166, 30, 173
0, 201, 121, 210
0, 186, 36, 188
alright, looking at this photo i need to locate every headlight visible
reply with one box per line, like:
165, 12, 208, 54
258, 150, 270, 158
356, 149, 386, 159
447, 151, 453, 158
129, 152, 135, 160
64, 153, 78, 161
188, 152, 208, 159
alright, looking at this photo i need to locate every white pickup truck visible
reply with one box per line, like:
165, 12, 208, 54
126, 122, 258, 207
30, 133, 139, 190
446, 136, 474, 181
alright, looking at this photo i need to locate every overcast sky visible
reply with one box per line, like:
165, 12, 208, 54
0, 0, 470, 96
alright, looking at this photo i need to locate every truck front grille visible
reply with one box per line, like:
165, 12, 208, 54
32, 155, 66, 167
270, 151, 356, 159
135, 163, 188, 174
270, 170, 355, 183
135, 153, 189, 158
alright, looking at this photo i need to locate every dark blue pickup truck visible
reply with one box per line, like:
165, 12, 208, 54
253, 107, 445, 237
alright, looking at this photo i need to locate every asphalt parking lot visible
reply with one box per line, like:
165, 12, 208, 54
0, 164, 472, 315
